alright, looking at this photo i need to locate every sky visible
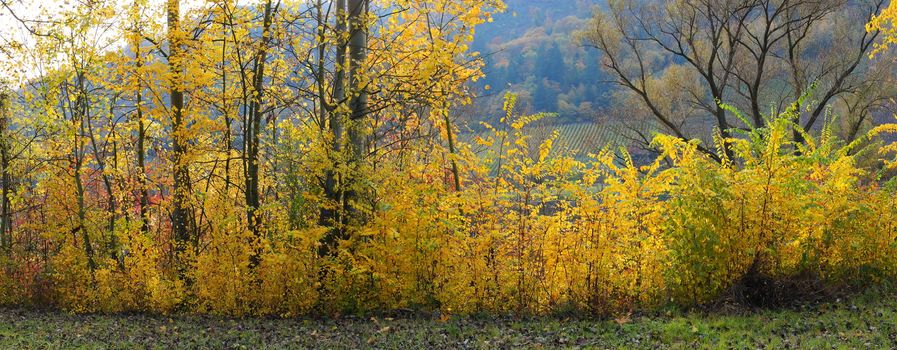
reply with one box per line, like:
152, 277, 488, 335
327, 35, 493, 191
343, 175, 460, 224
0, 0, 261, 83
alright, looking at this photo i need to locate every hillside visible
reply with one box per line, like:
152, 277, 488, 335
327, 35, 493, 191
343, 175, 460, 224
470, 0, 610, 124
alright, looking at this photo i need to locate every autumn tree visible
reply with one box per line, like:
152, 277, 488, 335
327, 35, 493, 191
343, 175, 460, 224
33, 0, 125, 270
321, 0, 370, 250
303, 0, 501, 256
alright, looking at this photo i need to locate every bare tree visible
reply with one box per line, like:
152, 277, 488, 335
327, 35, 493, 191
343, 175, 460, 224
579, 0, 891, 158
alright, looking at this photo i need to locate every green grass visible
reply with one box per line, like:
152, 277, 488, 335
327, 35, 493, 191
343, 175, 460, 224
1, 291, 896, 349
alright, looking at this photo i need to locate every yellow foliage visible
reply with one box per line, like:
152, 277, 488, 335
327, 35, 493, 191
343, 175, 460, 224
868, 1, 897, 58
1, 87, 891, 317
1, 0, 897, 319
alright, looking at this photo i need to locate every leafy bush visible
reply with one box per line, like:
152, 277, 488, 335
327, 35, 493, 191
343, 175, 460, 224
1, 94, 896, 316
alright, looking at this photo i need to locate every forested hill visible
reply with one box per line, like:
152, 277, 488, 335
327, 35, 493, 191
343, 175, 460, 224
470, 0, 610, 124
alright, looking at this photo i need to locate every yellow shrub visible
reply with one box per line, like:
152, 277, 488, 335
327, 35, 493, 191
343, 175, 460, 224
120, 229, 184, 314
5, 93, 897, 317
49, 243, 97, 313
254, 228, 322, 317
192, 228, 256, 317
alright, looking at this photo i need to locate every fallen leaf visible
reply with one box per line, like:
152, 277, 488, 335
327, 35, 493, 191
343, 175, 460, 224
614, 314, 631, 325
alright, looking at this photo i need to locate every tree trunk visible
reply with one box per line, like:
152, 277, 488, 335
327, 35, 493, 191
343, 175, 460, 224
133, 25, 151, 235
319, 0, 348, 258
347, 0, 368, 162
168, 0, 193, 269
74, 73, 96, 271
246, 0, 275, 268
0, 92, 11, 252
85, 96, 119, 263
344, 0, 368, 225
443, 109, 462, 192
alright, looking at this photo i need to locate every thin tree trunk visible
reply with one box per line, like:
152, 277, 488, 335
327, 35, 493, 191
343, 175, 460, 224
133, 24, 151, 235
136, 74, 150, 234
443, 110, 461, 192
222, 33, 232, 195
0, 91, 11, 252
74, 73, 96, 271
246, 0, 275, 267
74, 158, 95, 271
85, 96, 119, 262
